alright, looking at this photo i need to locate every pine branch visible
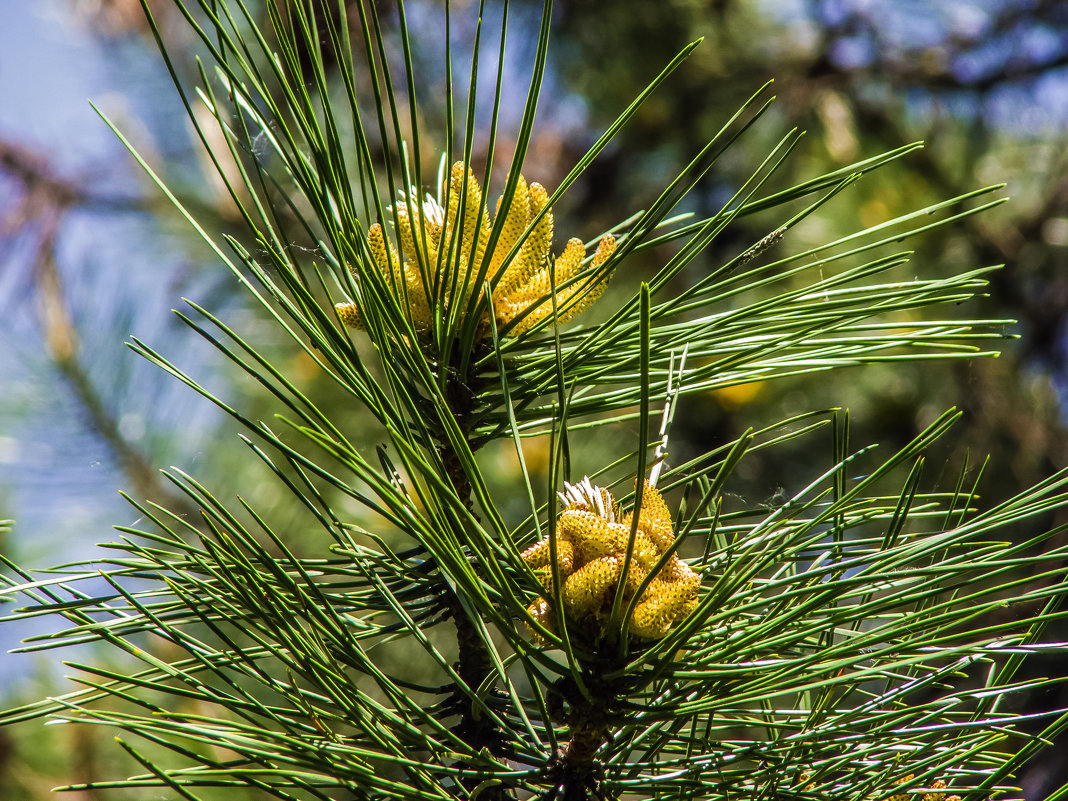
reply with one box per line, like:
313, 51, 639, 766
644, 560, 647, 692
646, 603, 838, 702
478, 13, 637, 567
2, 3, 1067, 801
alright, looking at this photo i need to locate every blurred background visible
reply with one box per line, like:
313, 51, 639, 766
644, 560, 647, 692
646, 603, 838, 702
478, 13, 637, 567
1, 0, 1066, 797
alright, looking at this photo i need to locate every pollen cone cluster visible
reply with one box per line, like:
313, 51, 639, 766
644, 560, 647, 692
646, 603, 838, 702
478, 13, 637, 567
521, 477, 700, 642
872, 775, 961, 801
335, 161, 616, 337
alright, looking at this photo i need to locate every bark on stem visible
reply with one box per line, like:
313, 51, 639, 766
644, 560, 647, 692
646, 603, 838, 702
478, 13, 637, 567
439, 373, 511, 799
547, 659, 627, 800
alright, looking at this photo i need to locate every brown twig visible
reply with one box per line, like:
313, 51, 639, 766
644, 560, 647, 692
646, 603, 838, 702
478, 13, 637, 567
0, 138, 197, 519
435, 361, 512, 800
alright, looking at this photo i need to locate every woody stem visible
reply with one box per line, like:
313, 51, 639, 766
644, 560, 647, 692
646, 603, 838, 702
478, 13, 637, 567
550, 659, 627, 801
440, 367, 512, 799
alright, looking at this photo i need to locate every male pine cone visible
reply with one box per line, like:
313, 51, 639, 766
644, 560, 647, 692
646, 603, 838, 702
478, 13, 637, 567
523, 478, 700, 641
336, 161, 616, 337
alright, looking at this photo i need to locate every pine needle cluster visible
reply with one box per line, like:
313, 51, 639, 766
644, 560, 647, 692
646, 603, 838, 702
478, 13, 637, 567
2, 2, 1067, 801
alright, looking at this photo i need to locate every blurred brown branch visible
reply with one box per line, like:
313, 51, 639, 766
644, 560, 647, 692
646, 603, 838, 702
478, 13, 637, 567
0, 138, 198, 519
